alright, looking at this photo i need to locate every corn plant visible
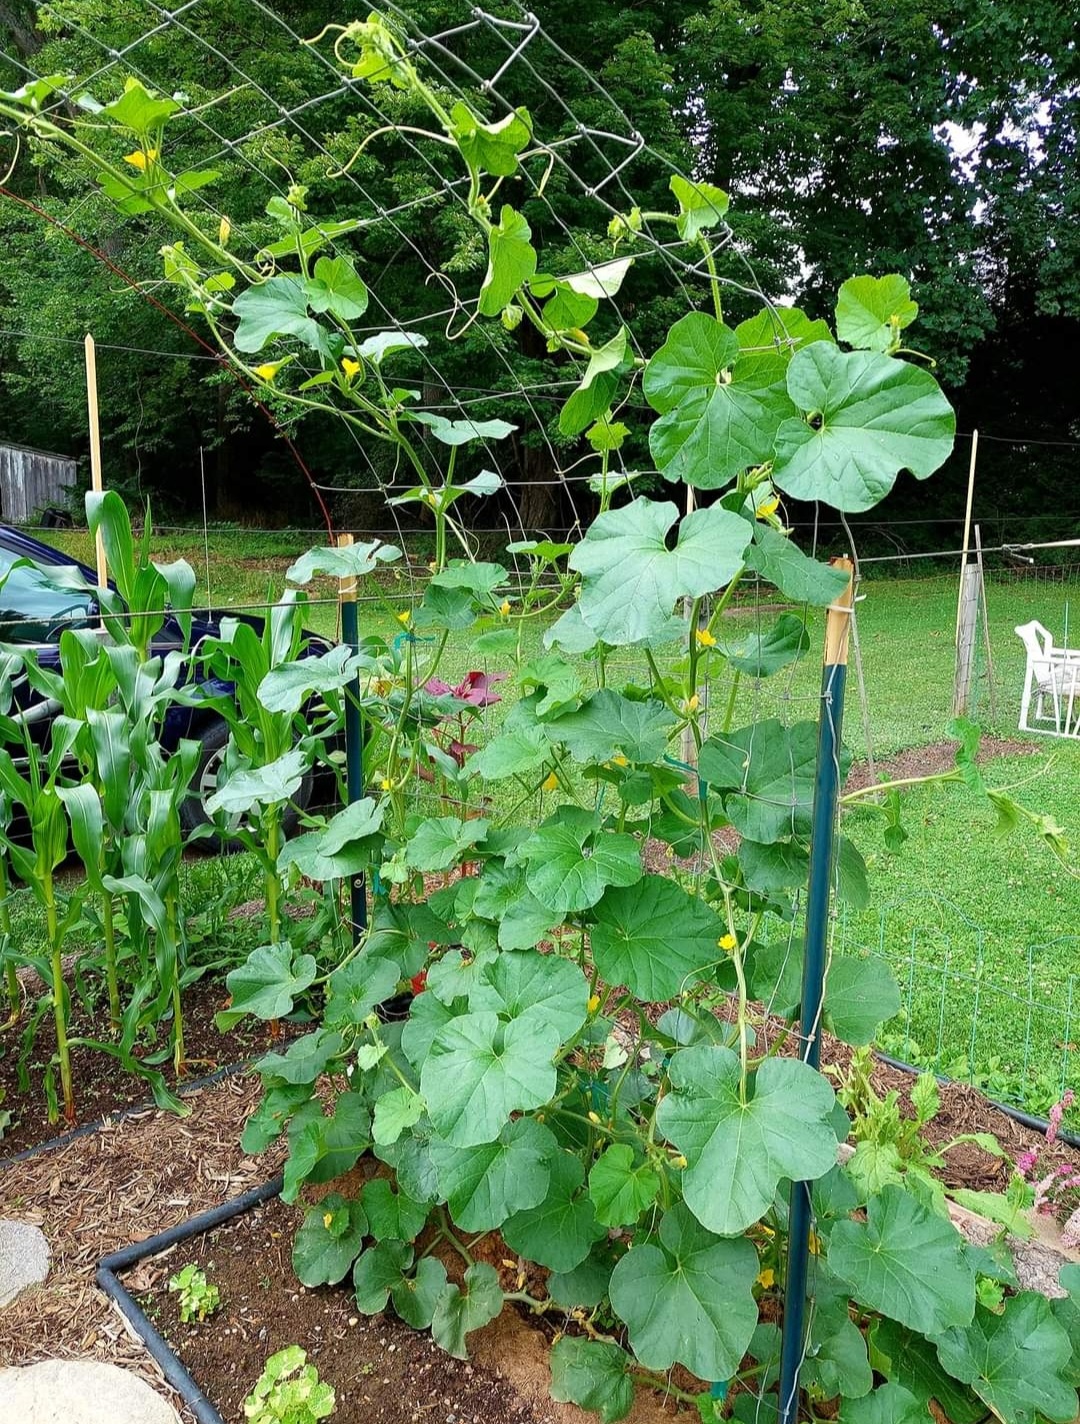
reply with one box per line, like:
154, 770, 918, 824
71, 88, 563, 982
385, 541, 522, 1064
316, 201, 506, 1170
0, 718, 87, 1122
0, 648, 25, 1026
15, 629, 127, 1029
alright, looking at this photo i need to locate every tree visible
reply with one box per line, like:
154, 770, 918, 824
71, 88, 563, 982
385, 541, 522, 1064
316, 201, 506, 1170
0, 0, 1077, 533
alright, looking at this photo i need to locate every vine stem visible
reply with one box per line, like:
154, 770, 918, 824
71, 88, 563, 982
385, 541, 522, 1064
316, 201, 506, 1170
435, 1209, 475, 1266
840, 768, 961, 804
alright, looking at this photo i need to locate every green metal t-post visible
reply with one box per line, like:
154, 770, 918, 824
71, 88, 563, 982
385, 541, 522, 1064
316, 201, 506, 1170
777, 557, 854, 1424
338, 534, 367, 945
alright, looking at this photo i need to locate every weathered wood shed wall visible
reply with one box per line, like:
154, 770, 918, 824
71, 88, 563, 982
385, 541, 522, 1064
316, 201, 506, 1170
0, 444, 77, 524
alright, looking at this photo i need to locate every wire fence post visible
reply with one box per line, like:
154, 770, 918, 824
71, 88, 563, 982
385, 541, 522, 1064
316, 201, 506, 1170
337, 533, 367, 944
777, 556, 854, 1424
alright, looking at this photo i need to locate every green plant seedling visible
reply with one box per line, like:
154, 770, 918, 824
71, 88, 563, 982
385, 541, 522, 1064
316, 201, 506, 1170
168, 1263, 221, 1323
243, 1347, 334, 1424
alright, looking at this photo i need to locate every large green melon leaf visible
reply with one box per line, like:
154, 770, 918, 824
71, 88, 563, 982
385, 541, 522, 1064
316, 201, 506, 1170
773, 344, 955, 513
503, 1151, 606, 1272
933, 1293, 1078, 1424
568, 498, 749, 645
699, 719, 820, 843
644, 312, 795, 489
420, 1010, 558, 1147
550, 1337, 634, 1423
657, 1047, 838, 1235
589, 875, 726, 1000
829, 1184, 976, 1334
430, 1117, 557, 1231
608, 1202, 758, 1379
467, 947, 589, 1040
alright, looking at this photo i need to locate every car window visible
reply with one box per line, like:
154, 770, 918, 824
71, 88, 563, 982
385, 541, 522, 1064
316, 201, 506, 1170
0, 552, 97, 643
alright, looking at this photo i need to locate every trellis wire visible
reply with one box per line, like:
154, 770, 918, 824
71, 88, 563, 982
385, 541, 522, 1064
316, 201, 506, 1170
1, 4, 1076, 1412
757, 893, 1080, 1117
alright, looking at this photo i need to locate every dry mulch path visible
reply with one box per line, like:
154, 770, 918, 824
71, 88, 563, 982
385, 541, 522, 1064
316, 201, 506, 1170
0, 1073, 282, 1421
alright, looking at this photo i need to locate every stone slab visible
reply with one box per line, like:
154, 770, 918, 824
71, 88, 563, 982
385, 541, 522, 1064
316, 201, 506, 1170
0, 1359, 181, 1424
0, 1219, 49, 1307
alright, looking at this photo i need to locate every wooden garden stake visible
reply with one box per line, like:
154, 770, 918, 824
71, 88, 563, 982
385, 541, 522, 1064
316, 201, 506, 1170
83, 333, 109, 589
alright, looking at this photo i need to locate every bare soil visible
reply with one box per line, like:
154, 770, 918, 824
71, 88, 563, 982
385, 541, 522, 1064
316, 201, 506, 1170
0, 978, 284, 1155
139, 1196, 584, 1424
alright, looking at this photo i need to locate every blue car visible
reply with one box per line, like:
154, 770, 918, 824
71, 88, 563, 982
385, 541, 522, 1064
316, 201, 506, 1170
0, 523, 329, 835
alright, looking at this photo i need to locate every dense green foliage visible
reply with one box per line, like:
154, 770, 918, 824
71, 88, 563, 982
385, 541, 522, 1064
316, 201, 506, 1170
1, 14, 1078, 1420
0, 0, 1077, 531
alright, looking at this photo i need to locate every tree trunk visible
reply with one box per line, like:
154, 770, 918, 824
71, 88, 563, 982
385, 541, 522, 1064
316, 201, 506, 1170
0, 2, 42, 58
517, 439, 558, 534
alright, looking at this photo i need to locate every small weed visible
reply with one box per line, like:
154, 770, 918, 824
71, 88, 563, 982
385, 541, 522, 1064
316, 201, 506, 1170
168, 1263, 221, 1324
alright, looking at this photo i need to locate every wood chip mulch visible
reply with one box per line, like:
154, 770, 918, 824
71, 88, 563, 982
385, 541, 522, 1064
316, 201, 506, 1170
0, 1072, 285, 1422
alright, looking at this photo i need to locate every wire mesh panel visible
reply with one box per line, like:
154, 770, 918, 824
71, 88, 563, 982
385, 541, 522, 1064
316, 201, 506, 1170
1, 8, 1078, 1424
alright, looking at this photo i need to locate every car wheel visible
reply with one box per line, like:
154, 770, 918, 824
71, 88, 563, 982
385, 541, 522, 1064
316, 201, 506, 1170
179, 718, 315, 847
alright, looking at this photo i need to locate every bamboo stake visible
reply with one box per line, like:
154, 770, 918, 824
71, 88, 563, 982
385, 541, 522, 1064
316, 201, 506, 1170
83, 333, 108, 589
954, 429, 979, 645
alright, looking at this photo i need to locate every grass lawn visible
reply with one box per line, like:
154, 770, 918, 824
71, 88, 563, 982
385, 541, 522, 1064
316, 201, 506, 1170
29, 524, 1080, 1117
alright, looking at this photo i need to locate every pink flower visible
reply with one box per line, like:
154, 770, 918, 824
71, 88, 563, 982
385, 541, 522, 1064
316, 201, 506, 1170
1034, 1171, 1058, 1212
423, 670, 506, 708
1047, 1090, 1074, 1146
1016, 1149, 1038, 1179
1063, 1206, 1080, 1250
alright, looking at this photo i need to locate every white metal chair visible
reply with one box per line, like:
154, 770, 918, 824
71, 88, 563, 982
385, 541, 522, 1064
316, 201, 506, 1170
1015, 620, 1080, 739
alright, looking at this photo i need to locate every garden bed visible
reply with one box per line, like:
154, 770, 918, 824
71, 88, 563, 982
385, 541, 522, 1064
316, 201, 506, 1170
0, 979, 281, 1156
137, 1194, 578, 1424
118, 1044, 1080, 1424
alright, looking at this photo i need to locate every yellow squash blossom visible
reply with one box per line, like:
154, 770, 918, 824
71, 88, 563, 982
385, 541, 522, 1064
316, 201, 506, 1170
718, 933, 737, 952
499, 598, 511, 617
586, 994, 601, 1014
123, 148, 158, 170
756, 1268, 775, 1290
253, 362, 283, 382
341, 357, 361, 380
611, 754, 629, 767
541, 771, 559, 792
218, 216, 231, 246
395, 609, 411, 625
757, 495, 780, 518
695, 626, 717, 647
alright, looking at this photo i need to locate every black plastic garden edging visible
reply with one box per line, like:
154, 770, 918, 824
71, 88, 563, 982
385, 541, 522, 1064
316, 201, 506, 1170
96, 1174, 283, 1424
0, 1059, 257, 1171
874, 1050, 1080, 1152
